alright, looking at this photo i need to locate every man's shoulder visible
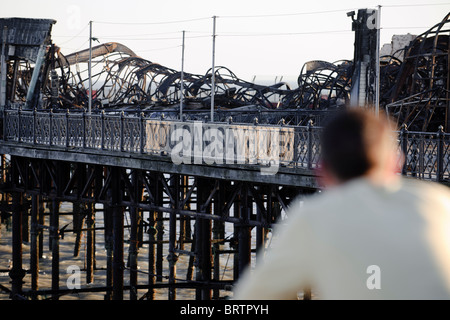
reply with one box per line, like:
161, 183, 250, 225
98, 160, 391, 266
400, 177, 450, 199
289, 177, 449, 218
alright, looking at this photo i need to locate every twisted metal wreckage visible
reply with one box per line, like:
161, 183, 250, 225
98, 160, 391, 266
0, 11, 449, 131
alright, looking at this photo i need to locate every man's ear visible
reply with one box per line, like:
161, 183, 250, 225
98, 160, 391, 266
395, 151, 405, 174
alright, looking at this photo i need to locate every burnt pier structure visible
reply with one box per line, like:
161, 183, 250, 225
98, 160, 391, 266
0, 10, 449, 300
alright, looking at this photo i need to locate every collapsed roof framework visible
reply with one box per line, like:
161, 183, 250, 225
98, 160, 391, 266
385, 12, 450, 132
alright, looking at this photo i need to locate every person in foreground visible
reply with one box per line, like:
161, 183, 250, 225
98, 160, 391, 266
233, 108, 450, 300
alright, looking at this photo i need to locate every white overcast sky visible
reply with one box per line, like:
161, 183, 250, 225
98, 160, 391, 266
3, 0, 450, 86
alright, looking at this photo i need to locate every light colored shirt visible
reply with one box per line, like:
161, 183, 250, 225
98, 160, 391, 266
233, 177, 450, 300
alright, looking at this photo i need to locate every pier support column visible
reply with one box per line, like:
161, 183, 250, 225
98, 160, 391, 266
103, 201, 113, 300
168, 173, 179, 300
86, 203, 95, 284
50, 198, 60, 300
195, 177, 212, 300
38, 199, 44, 259
147, 208, 156, 300
155, 174, 164, 282
73, 201, 84, 257
238, 184, 252, 277
146, 171, 162, 299
9, 192, 25, 300
128, 170, 142, 300
213, 180, 226, 299
30, 195, 40, 299
111, 167, 124, 300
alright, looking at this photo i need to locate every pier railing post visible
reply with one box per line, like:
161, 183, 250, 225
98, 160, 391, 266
307, 119, 314, 170
436, 125, 444, 182
33, 108, 36, 144
82, 109, 86, 148
65, 109, 70, 148
140, 112, 145, 154
120, 111, 124, 152
101, 110, 105, 150
49, 109, 53, 146
400, 124, 408, 176
17, 107, 21, 143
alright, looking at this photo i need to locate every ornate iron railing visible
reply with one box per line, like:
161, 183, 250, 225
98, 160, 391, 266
2, 109, 449, 182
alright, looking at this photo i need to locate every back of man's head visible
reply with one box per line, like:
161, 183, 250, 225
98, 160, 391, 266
320, 108, 398, 184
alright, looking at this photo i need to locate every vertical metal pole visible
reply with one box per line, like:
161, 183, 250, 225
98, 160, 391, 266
111, 167, 124, 300
120, 111, 124, 152
232, 193, 240, 281
307, 120, 314, 170
238, 184, 251, 277
213, 180, 225, 299
65, 109, 70, 148
195, 178, 212, 300
82, 109, 86, 148
211, 16, 216, 122
49, 109, 53, 146
22, 198, 29, 244
168, 174, 179, 300
50, 198, 60, 300
88, 21, 93, 114
140, 112, 145, 154
101, 110, 105, 150
400, 124, 408, 176
38, 198, 45, 259
375, 6, 381, 116
156, 176, 164, 282
17, 108, 21, 142
255, 188, 264, 257
10, 191, 25, 300
103, 200, 113, 300
129, 171, 139, 300
180, 31, 185, 120
30, 195, 39, 299
147, 208, 156, 300
86, 203, 95, 284
33, 108, 37, 144
436, 126, 444, 182
73, 201, 83, 257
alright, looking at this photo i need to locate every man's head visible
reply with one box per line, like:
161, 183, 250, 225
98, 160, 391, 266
319, 108, 401, 187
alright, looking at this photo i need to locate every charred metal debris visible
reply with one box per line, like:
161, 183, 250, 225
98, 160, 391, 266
0, 12, 449, 131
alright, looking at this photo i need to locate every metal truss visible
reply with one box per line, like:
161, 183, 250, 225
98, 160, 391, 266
1, 155, 309, 300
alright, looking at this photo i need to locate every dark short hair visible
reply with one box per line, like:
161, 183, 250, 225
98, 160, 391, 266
320, 108, 394, 182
